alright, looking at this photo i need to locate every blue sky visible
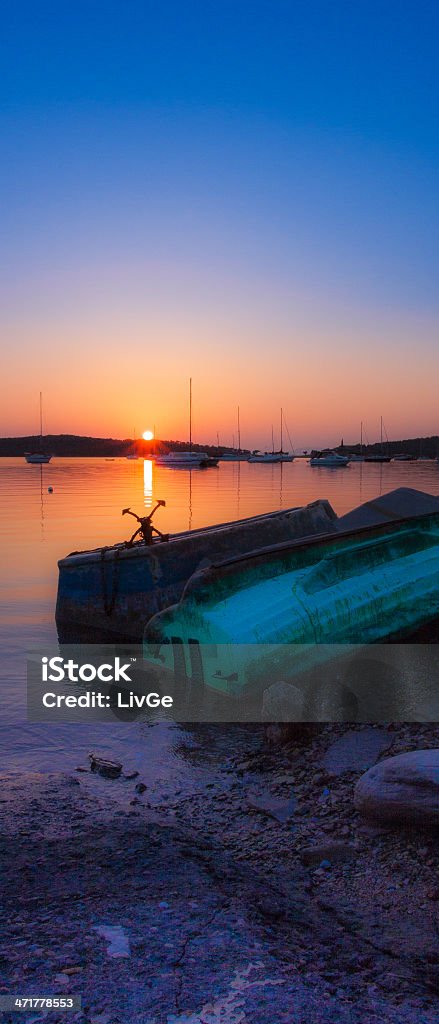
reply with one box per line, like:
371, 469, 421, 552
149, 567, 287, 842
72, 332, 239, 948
1, 1, 439, 446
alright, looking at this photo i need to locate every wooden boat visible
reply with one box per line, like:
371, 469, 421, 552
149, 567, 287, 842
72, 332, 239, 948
56, 499, 337, 642
143, 490, 439, 699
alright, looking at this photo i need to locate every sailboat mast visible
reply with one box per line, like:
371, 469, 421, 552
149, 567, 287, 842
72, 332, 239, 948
360, 420, 363, 455
189, 378, 192, 450
280, 408, 283, 453
237, 406, 241, 452
271, 425, 274, 454
39, 392, 43, 442
380, 415, 383, 452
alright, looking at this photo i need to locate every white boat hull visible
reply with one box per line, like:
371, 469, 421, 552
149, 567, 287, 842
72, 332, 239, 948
155, 452, 217, 468
24, 453, 52, 464
310, 455, 349, 467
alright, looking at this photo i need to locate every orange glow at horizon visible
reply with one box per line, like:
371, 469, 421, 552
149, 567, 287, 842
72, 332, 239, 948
3, 312, 439, 451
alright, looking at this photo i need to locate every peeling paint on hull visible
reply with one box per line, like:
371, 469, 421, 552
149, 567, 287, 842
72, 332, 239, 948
143, 510, 439, 698
56, 501, 337, 642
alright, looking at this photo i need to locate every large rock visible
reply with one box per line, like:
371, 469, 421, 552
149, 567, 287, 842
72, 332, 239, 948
262, 680, 305, 721
262, 681, 317, 746
354, 749, 439, 827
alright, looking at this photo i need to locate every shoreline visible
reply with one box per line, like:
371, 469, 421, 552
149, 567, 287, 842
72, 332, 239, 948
1, 720, 438, 1023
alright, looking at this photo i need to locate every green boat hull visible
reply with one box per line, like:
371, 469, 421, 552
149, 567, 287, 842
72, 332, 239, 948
143, 511, 439, 698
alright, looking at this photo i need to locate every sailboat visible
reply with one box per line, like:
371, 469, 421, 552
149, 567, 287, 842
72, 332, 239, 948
126, 427, 139, 459
219, 407, 245, 460
364, 417, 391, 463
349, 421, 365, 462
248, 411, 294, 463
154, 380, 219, 468
24, 393, 52, 464
275, 408, 294, 462
248, 425, 282, 462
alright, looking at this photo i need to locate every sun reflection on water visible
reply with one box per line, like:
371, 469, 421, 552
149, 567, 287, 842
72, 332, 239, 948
143, 458, 153, 507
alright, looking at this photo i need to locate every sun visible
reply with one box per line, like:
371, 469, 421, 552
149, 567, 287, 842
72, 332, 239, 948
142, 429, 154, 441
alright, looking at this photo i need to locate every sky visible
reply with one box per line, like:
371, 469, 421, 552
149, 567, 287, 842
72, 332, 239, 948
1, 0, 439, 450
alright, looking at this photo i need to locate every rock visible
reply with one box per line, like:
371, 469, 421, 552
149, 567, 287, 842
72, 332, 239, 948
262, 681, 317, 746
354, 748, 439, 827
322, 728, 392, 776
89, 754, 122, 778
300, 843, 357, 867
135, 782, 147, 794
246, 790, 295, 823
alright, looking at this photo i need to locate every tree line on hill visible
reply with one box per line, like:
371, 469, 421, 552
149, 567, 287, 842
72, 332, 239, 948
0, 434, 224, 457
0, 433, 438, 458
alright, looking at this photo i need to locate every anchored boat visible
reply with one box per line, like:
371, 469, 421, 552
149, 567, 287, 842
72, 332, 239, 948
154, 451, 218, 468
155, 377, 218, 469
56, 498, 337, 642
309, 450, 349, 467
24, 392, 52, 464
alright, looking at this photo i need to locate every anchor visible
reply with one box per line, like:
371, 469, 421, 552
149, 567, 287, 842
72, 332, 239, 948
122, 501, 169, 546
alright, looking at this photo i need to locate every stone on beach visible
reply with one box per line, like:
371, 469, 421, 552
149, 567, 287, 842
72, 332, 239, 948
262, 681, 316, 746
322, 727, 392, 776
300, 843, 357, 867
354, 748, 439, 827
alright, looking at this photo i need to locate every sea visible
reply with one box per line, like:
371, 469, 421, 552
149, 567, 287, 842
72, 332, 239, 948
1, 456, 438, 777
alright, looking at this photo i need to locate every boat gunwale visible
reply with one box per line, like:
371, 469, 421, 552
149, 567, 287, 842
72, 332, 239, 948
178, 509, 439, 601
56, 503, 325, 568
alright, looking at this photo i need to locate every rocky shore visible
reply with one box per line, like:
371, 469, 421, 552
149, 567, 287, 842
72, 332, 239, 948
0, 721, 438, 1023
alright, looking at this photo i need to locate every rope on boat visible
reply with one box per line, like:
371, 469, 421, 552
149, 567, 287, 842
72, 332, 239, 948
100, 546, 121, 616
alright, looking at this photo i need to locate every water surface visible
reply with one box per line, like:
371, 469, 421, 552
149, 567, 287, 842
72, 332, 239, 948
1, 456, 438, 770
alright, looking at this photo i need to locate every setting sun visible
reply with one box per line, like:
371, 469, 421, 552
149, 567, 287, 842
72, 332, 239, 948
142, 429, 154, 441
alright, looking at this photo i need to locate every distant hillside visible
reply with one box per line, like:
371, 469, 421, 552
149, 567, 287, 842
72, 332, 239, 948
0, 432, 437, 458
337, 436, 439, 459
0, 434, 233, 457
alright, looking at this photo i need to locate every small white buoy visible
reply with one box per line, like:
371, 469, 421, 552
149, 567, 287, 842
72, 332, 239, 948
48, 486, 53, 493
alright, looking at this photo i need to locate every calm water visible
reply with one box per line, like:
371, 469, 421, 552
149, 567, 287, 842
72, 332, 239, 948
1, 456, 439, 772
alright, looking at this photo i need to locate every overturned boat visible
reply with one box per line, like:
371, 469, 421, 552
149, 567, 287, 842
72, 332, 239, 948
142, 489, 439, 699
56, 498, 337, 642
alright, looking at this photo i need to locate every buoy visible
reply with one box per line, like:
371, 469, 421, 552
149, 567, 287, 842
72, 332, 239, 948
48, 486, 53, 493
